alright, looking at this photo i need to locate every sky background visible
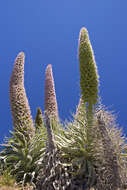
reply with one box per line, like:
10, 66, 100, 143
0, 0, 127, 142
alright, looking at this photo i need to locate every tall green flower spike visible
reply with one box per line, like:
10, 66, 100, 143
44, 64, 59, 122
9, 52, 34, 137
79, 27, 99, 112
35, 107, 44, 131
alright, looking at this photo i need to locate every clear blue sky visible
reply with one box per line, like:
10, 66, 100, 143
0, 0, 127, 142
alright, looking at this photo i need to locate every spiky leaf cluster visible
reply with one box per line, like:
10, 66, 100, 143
55, 108, 97, 189
0, 124, 47, 185
55, 107, 127, 189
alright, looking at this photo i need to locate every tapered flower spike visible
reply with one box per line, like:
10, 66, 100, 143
9, 52, 34, 137
96, 110, 122, 189
44, 64, 59, 122
79, 27, 99, 112
35, 107, 44, 130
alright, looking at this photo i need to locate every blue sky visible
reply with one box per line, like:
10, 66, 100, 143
0, 0, 127, 142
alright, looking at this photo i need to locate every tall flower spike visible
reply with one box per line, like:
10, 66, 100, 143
79, 27, 99, 112
9, 52, 34, 137
35, 107, 44, 131
96, 110, 122, 189
44, 64, 59, 122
